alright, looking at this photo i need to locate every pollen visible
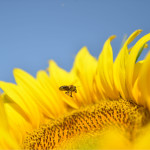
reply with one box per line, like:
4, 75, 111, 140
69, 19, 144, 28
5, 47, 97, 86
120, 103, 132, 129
22, 99, 150, 149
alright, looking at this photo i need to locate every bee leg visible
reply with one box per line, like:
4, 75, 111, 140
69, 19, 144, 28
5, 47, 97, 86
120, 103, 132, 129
65, 91, 73, 97
75, 89, 77, 93
65, 91, 69, 96
70, 91, 73, 97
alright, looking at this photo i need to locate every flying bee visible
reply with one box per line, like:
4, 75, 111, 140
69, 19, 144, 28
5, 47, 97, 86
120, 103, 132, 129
59, 85, 77, 97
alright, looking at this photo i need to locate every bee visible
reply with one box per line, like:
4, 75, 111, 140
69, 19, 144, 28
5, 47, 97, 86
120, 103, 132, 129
59, 85, 77, 97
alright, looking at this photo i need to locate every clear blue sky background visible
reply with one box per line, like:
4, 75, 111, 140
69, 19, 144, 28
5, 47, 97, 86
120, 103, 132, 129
0, 0, 150, 83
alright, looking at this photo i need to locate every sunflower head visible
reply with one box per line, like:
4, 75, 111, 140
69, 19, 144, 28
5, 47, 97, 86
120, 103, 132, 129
1, 30, 150, 149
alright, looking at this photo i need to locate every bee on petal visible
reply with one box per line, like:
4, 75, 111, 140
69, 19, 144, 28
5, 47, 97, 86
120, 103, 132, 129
59, 85, 77, 97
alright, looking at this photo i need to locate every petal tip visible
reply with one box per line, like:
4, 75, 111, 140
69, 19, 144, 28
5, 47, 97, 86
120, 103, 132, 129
80, 46, 88, 53
49, 60, 57, 67
13, 68, 22, 75
109, 35, 116, 41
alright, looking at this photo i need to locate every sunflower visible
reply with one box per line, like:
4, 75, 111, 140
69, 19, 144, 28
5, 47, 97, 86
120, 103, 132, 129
1, 29, 150, 149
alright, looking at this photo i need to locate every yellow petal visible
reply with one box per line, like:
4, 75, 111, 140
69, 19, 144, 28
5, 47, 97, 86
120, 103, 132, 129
113, 30, 142, 99
0, 82, 31, 123
5, 103, 32, 145
96, 35, 119, 99
138, 52, 150, 109
71, 47, 98, 104
126, 33, 150, 96
0, 81, 40, 129
13, 68, 55, 119
0, 128, 19, 149
129, 42, 148, 52
36, 70, 67, 116
0, 96, 19, 149
132, 60, 144, 84
0, 95, 8, 131
126, 29, 142, 44
131, 61, 144, 104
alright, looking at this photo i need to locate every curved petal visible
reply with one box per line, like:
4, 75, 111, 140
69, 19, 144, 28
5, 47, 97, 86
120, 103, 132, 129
0, 96, 19, 149
113, 30, 142, 99
13, 69, 55, 119
0, 82, 31, 123
71, 47, 98, 104
36, 70, 67, 116
95, 35, 119, 99
5, 103, 32, 145
126, 33, 150, 97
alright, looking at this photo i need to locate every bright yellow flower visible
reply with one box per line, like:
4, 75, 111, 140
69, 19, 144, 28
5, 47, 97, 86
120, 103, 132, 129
1, 30, 150, 149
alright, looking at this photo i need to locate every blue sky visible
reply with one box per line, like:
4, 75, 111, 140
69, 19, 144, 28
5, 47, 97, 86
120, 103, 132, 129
0, 0, 150, 82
